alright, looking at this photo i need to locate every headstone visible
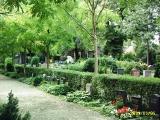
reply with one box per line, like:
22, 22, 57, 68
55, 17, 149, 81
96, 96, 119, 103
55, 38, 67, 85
100, 89, 105, 98
86, 83, 92, 96
131, 69, 140, 77
117, 68, 124, 75
65, 82, 69, 86
57, 78, 60, 85
143, 70, 152, 77
115, 90, 127, 105
131, 95, 142, 111
149, 94, 160, 115
46, 76, 52, 81
66, 56, 74, 64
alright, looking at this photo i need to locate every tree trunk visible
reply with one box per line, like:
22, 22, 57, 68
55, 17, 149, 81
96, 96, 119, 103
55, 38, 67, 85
23, 48, 27, 76
46, 45, 50, 69
146, 39, 150, 66
92, 8, 98, 74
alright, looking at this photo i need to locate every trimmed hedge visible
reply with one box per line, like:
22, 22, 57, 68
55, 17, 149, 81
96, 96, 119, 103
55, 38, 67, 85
93, 74, 160, 103
11, 65, 160, 106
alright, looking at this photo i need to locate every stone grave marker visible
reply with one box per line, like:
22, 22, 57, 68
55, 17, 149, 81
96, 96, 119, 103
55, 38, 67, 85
117, 68, 124, 75
143, 70, 152, 77
115, 90, 127, 105
131, 69, 140, 77
86, 83, 92, 96
131, 95, 142, 111
149, 94, 160, 116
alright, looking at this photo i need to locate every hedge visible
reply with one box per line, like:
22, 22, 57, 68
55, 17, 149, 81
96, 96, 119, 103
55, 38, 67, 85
10, 65, 160, 105
93, 74, 160, 104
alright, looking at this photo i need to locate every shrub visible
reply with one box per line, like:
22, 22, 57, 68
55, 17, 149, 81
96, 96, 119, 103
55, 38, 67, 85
116, 61, 147, 74
67, 62, 84, 71
154, 63, 160, 78
66, 91, 92, 103
83, 57, 117, 73
31, 56, 40, 67
5, 57, 14, 72
18, 77, 33, 85
120, 53, 136, 62
93, 74, 160, 105
40, 84, 72, 95
53, 69, 93, 90
0, 91, 31, 120
5, 72, 20, 79
15, 64, 24, 75
0, 63, 5, 70
32, 76, 43, 86
83, 58, 95, 72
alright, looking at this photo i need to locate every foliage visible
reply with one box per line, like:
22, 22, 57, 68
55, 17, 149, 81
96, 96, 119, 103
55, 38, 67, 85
32, 76, 43, 86
15, 64, 24, 75
66, 91, 92, 103
83, 58, 95, 72
93, 74, 160, 106
0, 91, 31, 120
120, 53, 136, 62
31, 56, 40, 67
4, 72, 20, 79
116, 61, 147, 74
155, 64, 160, 77
40, 84, 72, 95
104, 20, 126, 59
67, 61, 85, 71
0, 63, 5, 70
5, 57, 14, 72
83, 57, 117, 73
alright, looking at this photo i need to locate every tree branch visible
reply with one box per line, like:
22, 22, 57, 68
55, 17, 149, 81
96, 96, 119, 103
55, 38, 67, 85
96, 1, 107, 22
62, 7, 93, 38
83, 0, 92, 12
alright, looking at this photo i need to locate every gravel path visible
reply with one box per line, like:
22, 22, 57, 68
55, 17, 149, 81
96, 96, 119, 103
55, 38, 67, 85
0, 75, 111, 120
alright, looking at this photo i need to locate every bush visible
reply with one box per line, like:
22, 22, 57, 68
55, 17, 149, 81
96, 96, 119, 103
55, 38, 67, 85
67, 62, 84, 71
0, 63, 5, 70
154, 63, 160, 78
40, 84, 72, 95
18, 77, 33, 85
32, 76, 43, 86
4, 72, 20, 79
83, 58, 95, 72
15, 65, 160, 107
120, 53, 136, 62
83, 57, 117, 73
93, 74, 160, 105
15, 64, 24, 75
31, 56, 40, 67
66, 91, 92, 103
116, 61, 147, 74
0, 91, 31, 120
5, 57, 14, 72
53, 69, 93, 90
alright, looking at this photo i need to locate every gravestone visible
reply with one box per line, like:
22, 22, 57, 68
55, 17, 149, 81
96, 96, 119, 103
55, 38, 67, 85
149, 94, 160, 115
86, 83, 92, 96
115, 90, 127, 105
143, 70, 152, 77
66, 56, 74, 64
131, 95, 142, 111
131, 69, 140, 77
65, 82, 69, 86
117, 68, 124, 75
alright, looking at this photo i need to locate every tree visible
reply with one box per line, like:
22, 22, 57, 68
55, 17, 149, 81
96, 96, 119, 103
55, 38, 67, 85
104, 20, 126, 59
122, 1, 159, 65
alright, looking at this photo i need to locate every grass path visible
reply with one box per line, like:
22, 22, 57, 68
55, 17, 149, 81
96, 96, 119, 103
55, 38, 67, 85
0, 75, 112, 120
